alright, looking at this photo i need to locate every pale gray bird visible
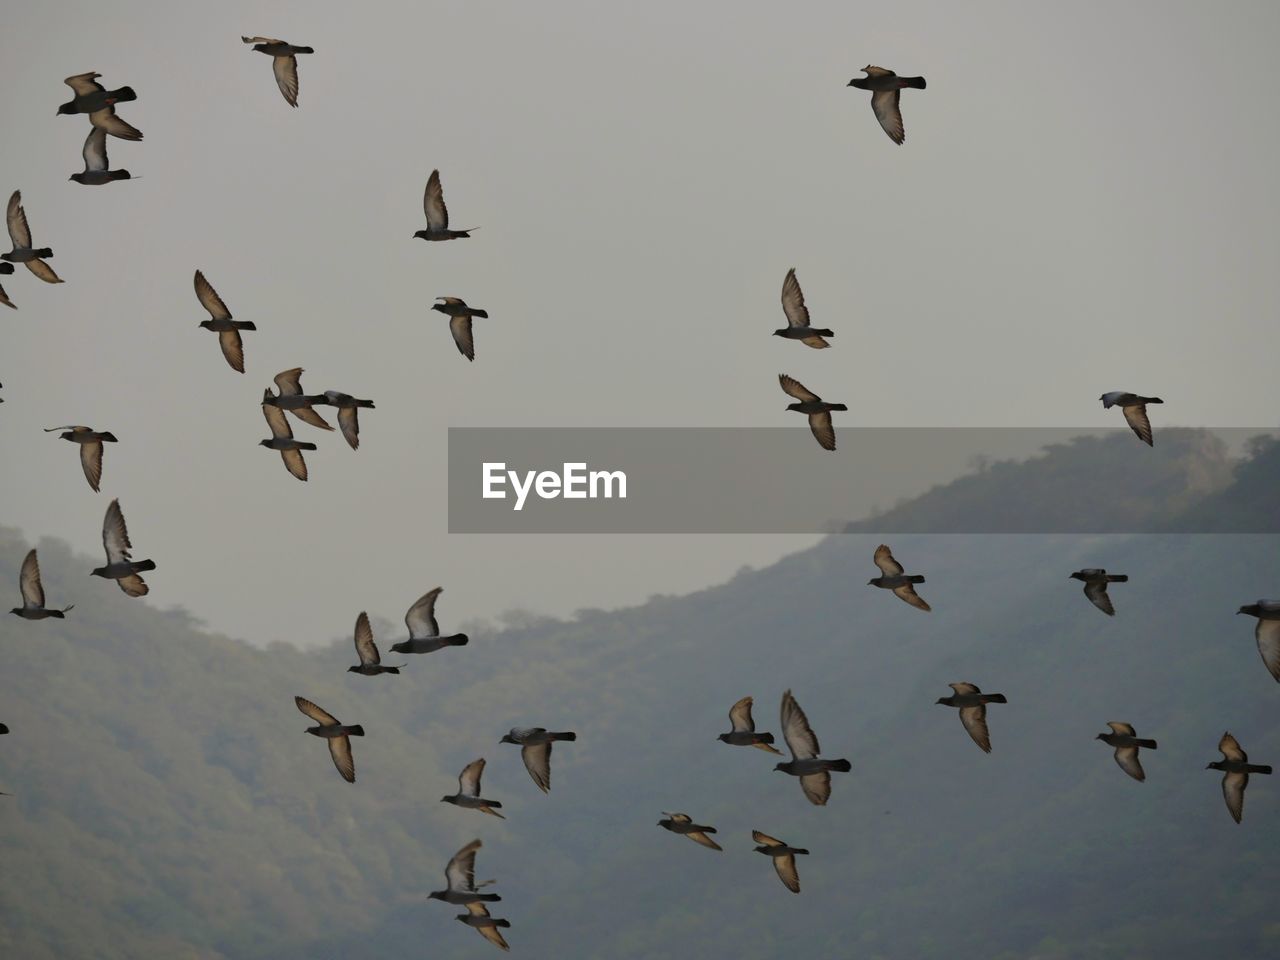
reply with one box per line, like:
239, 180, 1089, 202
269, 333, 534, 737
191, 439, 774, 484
10, 549, 73, 620
457, 902, 511, 952
390, 587, 469, 655
752, 830, 808, 894
1069, 569, 1129, 616
413, 170, 474, 241
1096, 722, 1158, 782
90, 499, 155, 597
936, 683, 1007, 754
432, 298, 488, 362
717, 695, 783, 755
70, 128, 132, 185
263, 369, 334, 431
259, 390, 317, 482
347, 611, 404, 676
500, 728, 577, 793
1100, 392, 1163, 446
241, 36, 313, 107
59, 72, 142, 140
868, 544, 930, 611
847, 65, 926, 144
773, 269, 833, 348
658, 812, 722, 851
442, 758, 505, 819
774, 690, 851, 805
428, 839, 502, 905
1206, 732, 1272, 824
44, 425, 117, 492
779, 374, 846, 451
4, 191, 62, 283
295, 696, 363, 783
320, 391, 374, 450
1237, 601, 1280, 683
194, 271, 255, 374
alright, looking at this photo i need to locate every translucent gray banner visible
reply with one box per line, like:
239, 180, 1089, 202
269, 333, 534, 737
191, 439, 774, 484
447, 427, 1279, 533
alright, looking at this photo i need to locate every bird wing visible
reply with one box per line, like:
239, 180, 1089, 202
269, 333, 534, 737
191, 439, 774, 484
6, 191, 32, 248
446, 839, 482, 891
290, 406, 335, 431
262, 398, 293, 439
405, 587, 442, 638
218, 328, 246, 373
521, 741, 554, 793
780, 689, 820, 759
450, 316, 475, 361
663, 812, 691, 823
272, 54, 300, 107
82, 127, 109, 173
778, 373, 819, 402
728, 695, 756, 733
281, 448, 309, 482
18, 549, 45, 608
780, 268, 811, 328
274, 368, 305, 395
773, 852, 801, 893
1223, 771, 1247, 823
1254, 619, 1280, 682
1113, 746, 1146, 782
872, 544, 905, 576
336, 407, 360, 450
686, 830, 723, 851
1122, 404, 1154, 446
863, 65, 896, 77
64, 71, 105, 95
80, 440, 105, 492
89, 108, 142, 141
242, 36, 284, 44
893, 582, 931, 611
458, 758, 486, 797
752, 830, 784, 847
958, 704, 992, 753
0, 282, 14, 309
294, 696, 339, 726
471, 909, 511, 951
116, 574, 149, 598
1106, 721, 1136, 736
194, 270, 231, 320
799, 771, 832, 806
801, 333, 831, 349
870, 89, 905, 144
1084, 581, 1115, 615
327, 735, 355, 783
807, 411, 836, 451
101, 498, 134, 565
424, 170, 449, 229
949, 682, 980, 695
1219, 732, 1247, 762
353, 612, 381, 665
24, 259, 63, 284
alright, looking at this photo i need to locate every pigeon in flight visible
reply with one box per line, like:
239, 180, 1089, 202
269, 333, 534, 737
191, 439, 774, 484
45, 425, 117, 492
500, 728, 577, 793
1096, 722, 1158, 782
70, 128, 132, 185
0, 264, 13, 309
779, 374, 846, 451
264, 369, 334, 431
91, 499, 155, 597
432, 298, 488, 362
717, 695, 783, 755
774, 689, 851, 805
319, 391, 374, 450
241, 37, 313, 107
847, 65, 926, 144
11, 549, 73, 620
390, 587, 469, 655
752, 830, 808, 893
936, 683, 1007, 754
442, 758, 505, 819
413, 170, 474, 242
1237, 601, 1280, 683
1100, 392, 1163, 446
1206, 732, 1272, 824
868, 544, 930, 611
194, 271, 255, 374
58, 72, 142, 140
1069, 568, 1129, 616
773, 269, 833, 348
658, 812, 722, 851
260, 390, 317, 482
295, 696, 363, 783
4, 192, 62, 283
348, 611, 404, 676
457, 902, 511, 952
428, 839, 502, 905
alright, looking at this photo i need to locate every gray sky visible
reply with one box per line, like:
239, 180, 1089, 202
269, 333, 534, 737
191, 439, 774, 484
2, 1, 1278, 646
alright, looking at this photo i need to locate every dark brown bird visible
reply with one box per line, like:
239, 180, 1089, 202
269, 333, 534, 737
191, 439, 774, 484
58, 72, 142, 140
295, 696, 363, 783
847, 65, 926, 144
936, 683, 1007, 753
773, 690, 851, 805
752, 830, 808, 893
868, 544, 930, 611
779, 374, 845, 451
1206, 732, 1272, 824
347, 611, 404, 676
658, 812, 722, 851
1096, 722, 1158, 782
10, 549, 73, 620
773, 269, 833, 348
1069, 568, 1129, 616
717, 695, 783, 755
194, 271, 255, 374
242, 37, 313, 107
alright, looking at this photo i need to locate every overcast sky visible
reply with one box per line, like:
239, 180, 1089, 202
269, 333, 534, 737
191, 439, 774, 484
2, 1, 1278, 646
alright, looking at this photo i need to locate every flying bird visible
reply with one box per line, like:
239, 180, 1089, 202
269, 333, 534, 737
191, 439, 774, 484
432, 298, 488, 361
457, 902, 511, 952
295, 696, 363, 783
44, 425, 117, 492
779, 374, 846, 451
91, 499, 155, 597
500, 727, 577, 793
58, 72, 142, 140
4, 191, 62, 283
1237, 600, 1280, 683
0, 263, 13, 309
320, 391, 374, 450
241, 36, 313, 107
428, 839, 502, 905
442, 758, 505, 819
1069, 568, 1129, 616
390, 587, 469, 655
70, 128, 132, 185
658, 812, 722, 851
773, 269, 832, 348
348, 611, 404, 676
10, 549, 73, 620
717, 695, 783, 754
260, 390, 317, 482
194, 271, 255, 373
1096, 722, 1158, 782
264, 368, 334, 430
1206, 732, 1272, 824
1100, 392, 1163, 446
752, 830, 808, 893
414, 170, 474, 242
847, 65, 926, 144
774, 689, 851, 805
868, 544, 930, 611
936, 683, 1007, 754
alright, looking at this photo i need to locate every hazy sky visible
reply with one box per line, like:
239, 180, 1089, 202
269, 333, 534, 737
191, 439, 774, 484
2, 1, 1278, 646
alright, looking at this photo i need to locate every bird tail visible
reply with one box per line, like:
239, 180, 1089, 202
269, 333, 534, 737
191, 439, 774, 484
1135, 738, 1158, 750
493, 919, 511, 927
476, 893, 501, 903
471, 309, 489, 319
48, 609, 66, 619
294, 46, 315, 54
829, 403, 849, 412
33, 248, 53, 258
757, 732, 775, 744
702, 826, 717, 834
347, 725, 366, 737
110, 171, 132, 181
550, 731, 577, 741
1247, 764, 1273, 775
793, 848, 810, 856
298, 442, 319, 451
134, 559, 157, 572
1107, 574, 1129, 582
355, 399, 376, 408
903, 77, 927, 89
812, 328, 835, 336
1147, 397, 1164, 404
385, 666, 403, 674
100, 433, 119, 443
982, 694, 1008, 704
60, 604, 75, 614
908, 575, 926, 584
445, 633, 470, 646
109, 86, 138, 103
827, 758, 852, 772
235, 321, 258, 331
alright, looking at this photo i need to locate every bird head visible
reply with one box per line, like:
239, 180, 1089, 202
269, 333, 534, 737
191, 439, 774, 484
772, 762, 786, 772
426, 891, 446, 901
89, 566, 107, 578
499, 734, 516, 744
430, 303, 446, 314
412, 230, 429, 241
258, 439, 274, 449
346, 666, 361, 673
1069, 572, 1084, 581
866, 578, 876, 586
1237, 604, 1257, 616
441, 795, 456, 805
935, 698, 949, 706
716, 733, 730, 743
1206, 761, 1224, 771
198, 320, 213, 330
252, 43, 270, 54
8, 608, 23, 616
1094, 733, 1106, 741
56, 101, 75, 116
785, 402, 804, 413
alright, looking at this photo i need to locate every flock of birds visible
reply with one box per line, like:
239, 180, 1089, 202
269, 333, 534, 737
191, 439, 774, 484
1, 37, 1277, 953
